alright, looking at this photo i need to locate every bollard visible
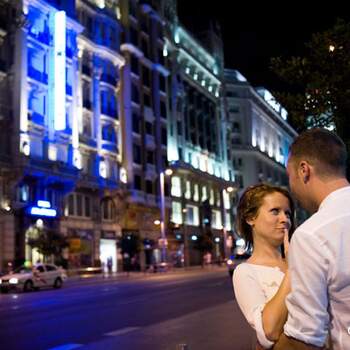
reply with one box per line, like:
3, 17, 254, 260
177, 344, 188, 350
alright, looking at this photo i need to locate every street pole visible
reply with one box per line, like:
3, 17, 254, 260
159, 171, 167, 263
182, 208, 189, 267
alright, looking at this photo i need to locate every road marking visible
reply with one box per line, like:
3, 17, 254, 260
47, 344, 83, 350
104, 326, 140, 337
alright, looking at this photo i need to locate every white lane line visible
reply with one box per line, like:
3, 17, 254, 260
104, 326, 140, 337
47, 344, 82, 350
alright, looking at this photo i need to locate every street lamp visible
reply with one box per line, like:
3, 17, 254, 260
182, 208, 189, 267
221, 185, 238, 260
159, 168, 173, 264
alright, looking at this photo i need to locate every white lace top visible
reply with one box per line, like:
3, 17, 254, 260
232, 263, 285, 349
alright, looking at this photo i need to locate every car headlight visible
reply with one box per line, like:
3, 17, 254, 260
227, 259, 233, 265
0, 279, 2, 284
9, 278, 18, 284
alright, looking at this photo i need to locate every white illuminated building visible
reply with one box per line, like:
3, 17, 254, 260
163, 9, 236, 264
224, 69, 297, 191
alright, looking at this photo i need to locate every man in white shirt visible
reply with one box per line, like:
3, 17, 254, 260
274, 128, 350, 349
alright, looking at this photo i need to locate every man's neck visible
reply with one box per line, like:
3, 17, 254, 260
314, 177, 350, 209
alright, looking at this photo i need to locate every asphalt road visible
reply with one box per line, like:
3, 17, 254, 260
0, 267, 254, 350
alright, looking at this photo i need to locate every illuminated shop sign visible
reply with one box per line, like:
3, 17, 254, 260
28, 200, 57, 217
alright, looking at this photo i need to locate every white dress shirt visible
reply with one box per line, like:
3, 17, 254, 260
284, 186, 350, 349
233, 263, 285, 349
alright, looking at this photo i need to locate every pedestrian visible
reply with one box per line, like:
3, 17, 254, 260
107, 256, 113, 274
274, 128, 350, 349
232, 183, 295, 349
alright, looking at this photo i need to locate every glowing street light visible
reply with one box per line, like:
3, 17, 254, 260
159, 168, 173, 263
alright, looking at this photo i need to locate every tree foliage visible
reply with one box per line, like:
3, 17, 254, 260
270, 18, 350, 143
27, 228, 68, 261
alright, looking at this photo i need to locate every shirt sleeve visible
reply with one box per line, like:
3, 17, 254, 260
284, 230, 329, 347
233, 264, 274, 349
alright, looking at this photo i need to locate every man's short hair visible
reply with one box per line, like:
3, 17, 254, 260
289, 128, 347, 177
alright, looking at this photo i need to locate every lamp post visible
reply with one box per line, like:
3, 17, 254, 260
221, 186, 236, 260
159, 168, 173, 264
182, 208, 189, 267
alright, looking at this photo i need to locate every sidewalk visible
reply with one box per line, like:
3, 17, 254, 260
66, 264, 227, 284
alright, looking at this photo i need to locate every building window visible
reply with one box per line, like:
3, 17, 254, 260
68, 194, 74, 216
102, 199, 114, 220
185, 180, 191, 199
159, 75, 166, 91
160, 100, 167, 119
132, 113, 140, 133
133, 144, 141, 164
66, 193, 92, 217
85, 196, 91, 217
141, 37, 149, 57
142, 65, 150, 87
194, 184, 199, 201
171, 176, 182, 197
146, 150, 154, 164
201, 186, 207, 201
211, 209, 222, 229
143, 93, 151, 107
233, 122, 240, 132
131, 83, 139, 103
134, 175, 142, 190
146, 180, 153, 194
210, 189, 215, 205
145, 121, 153, 135
161, 127, 167, 146
77, 194, 83, 216
186, 205, 199, 226
131, 55, 139, 75
171, 201, 182, 224
225, 213, 232, 231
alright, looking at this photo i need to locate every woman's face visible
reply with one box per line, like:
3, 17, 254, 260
248, 192, 292, 246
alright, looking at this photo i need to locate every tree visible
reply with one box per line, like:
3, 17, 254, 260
270, 19, 350, 176
27, 228, 68, 263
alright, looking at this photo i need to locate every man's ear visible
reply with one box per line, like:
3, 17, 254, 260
299, 160, 311, 183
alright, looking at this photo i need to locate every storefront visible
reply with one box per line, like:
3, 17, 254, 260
99, 231, 118, 273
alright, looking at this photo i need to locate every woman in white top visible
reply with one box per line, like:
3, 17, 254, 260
232, 184, 295, 349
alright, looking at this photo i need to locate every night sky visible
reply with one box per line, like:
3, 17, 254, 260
177, 1, 350, 92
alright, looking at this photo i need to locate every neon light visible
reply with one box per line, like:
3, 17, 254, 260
37, 200, 51, 208
54, 11, 66, 131
30, 207, 57, 217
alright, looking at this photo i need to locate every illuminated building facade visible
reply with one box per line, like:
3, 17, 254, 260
118, 0, 171, 269
0, 0, 297, 272
0, 0, 125, 271
161, 2, 236, 265
224, 69, 297, 193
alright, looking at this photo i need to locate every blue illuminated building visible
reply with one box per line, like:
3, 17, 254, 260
0, 0, 297, 272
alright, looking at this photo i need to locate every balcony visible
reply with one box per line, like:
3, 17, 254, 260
28, 66, 48, 84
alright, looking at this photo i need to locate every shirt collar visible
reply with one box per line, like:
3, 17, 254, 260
318, 186, 350, 211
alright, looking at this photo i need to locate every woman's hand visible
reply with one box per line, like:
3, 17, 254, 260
283, 229, 289, 262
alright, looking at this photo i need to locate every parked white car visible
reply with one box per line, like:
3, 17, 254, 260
0, 263, 67, 293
